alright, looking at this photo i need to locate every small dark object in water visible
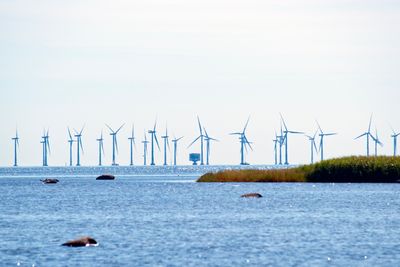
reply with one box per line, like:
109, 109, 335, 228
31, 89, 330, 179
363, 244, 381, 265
62, 236, 98, 247
241, 193, 263, 198
96, 174, 115, 180
41, 178, 59, 184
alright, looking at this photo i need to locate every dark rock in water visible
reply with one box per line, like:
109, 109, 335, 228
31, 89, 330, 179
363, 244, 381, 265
241, 193, 263, 198
62, 236, 98, 247
41, 178, 59, 184
96, 174, 115, 180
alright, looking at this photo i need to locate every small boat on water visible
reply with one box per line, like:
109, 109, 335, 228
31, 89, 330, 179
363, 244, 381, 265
41, 178, 59, 184
96, 174, 115, 180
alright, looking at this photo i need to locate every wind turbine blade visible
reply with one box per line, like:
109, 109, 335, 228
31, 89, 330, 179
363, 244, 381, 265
80, 139, 84, 154
245, 140, 253, 151
79, 125, 85, 135
115, 136, 119, 153
355, 133, 367, 140
313, 140, 318, 152
187, 136, 201, 148
155, 133, 160, 151
368, 114, 373, 133
105, 124, 114, 133
229, 132, 241, 135
68, 127, 73, 140
288, 131, 304, 134
197, 116, 203, 135
177, 136, 184, 141
116, 123, 125, 134
203, 127, 209, 138
316, 120, 323, 134
279, 113, 288, 131
243, 116, 250, 133
325, 133, 337, 136
47, 139, 51, 155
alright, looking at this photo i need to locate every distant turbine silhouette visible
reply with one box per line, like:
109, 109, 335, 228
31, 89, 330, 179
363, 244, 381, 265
128, 124, 136, 166
106, 124, 124, 166
316, 121, 337, 161
12, 129, 19, 167
305, 131, 318, 164
161, 127, 170, 166
96, 132, 105, 166
272, 131, 279, 165
188, 116, 206, 165
67, 128, 74, 166
280, 114, 304, 165
371, 128, 383, 156
74, 126, 85, 166
172, 136, 183, 166
391, 127, 400, 156
204, 127, 218, 165
148, 121, 160, 166
277, 125, 284, 165
41, 130, 50, 166
355, 115, 373, 156
230, 117, 253, 165
142, 132, 149, 166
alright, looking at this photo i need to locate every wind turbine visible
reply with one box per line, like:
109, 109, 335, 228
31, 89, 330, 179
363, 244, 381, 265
67, 128, 75, 166
12, 130, 19, 167
128, 124, 136, 166
96, 132, 104, 166
316, 121, 337, 161
355, 115, 373, 156
106, 124, 124, 166
42, 130, 50, 166
171, 136, 183, 166
277, 125, 284, 165
371, 129, 383, 156
391, 127, 400, 156
148, 121, 160, 166
142, 132, 149, 166
305, 131, 318, 164
203, 127, 218, 165
272, 132, 279, 165
188, 116, 205, 165
74, 126, 85, 166
230, 117, 253, 165
280, 114, 304, 165
161, 127, 170, 166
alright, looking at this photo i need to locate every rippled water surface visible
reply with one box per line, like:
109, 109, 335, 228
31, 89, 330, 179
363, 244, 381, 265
1, 176, 399, 266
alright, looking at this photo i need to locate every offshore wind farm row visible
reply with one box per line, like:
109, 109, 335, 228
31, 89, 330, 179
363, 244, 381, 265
5, 115, 400, 167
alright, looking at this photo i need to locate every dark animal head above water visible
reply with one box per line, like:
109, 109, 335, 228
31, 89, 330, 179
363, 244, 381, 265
62, 236, 98, 247
40, 179, 59, 184
241, 193, 263, 198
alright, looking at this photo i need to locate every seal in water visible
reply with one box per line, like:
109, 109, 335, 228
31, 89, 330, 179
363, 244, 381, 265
96, 174, 115, 180
241, 193, 263, 198
40, 179, 59, 184
62, 236, 98, 247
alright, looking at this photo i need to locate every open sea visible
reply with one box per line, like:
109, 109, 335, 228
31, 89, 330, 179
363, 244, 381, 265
0, 173, 399, 266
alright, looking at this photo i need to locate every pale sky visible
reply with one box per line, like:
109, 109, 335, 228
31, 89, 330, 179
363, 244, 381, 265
1, 0, 400, 166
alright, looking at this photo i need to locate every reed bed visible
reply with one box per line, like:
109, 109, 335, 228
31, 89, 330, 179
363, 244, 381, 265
197, 156, 400, 183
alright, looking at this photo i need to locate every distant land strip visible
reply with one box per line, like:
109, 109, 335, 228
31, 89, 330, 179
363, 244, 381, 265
0, 165, 292, 177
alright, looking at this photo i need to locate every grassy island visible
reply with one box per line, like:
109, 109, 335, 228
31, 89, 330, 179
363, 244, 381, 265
197, 156, 400, 183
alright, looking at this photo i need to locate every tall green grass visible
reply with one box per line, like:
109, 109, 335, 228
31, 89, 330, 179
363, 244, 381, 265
197, 156, 400, 183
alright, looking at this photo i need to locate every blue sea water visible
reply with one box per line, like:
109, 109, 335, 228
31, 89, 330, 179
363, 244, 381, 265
0, 175, 399, 266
